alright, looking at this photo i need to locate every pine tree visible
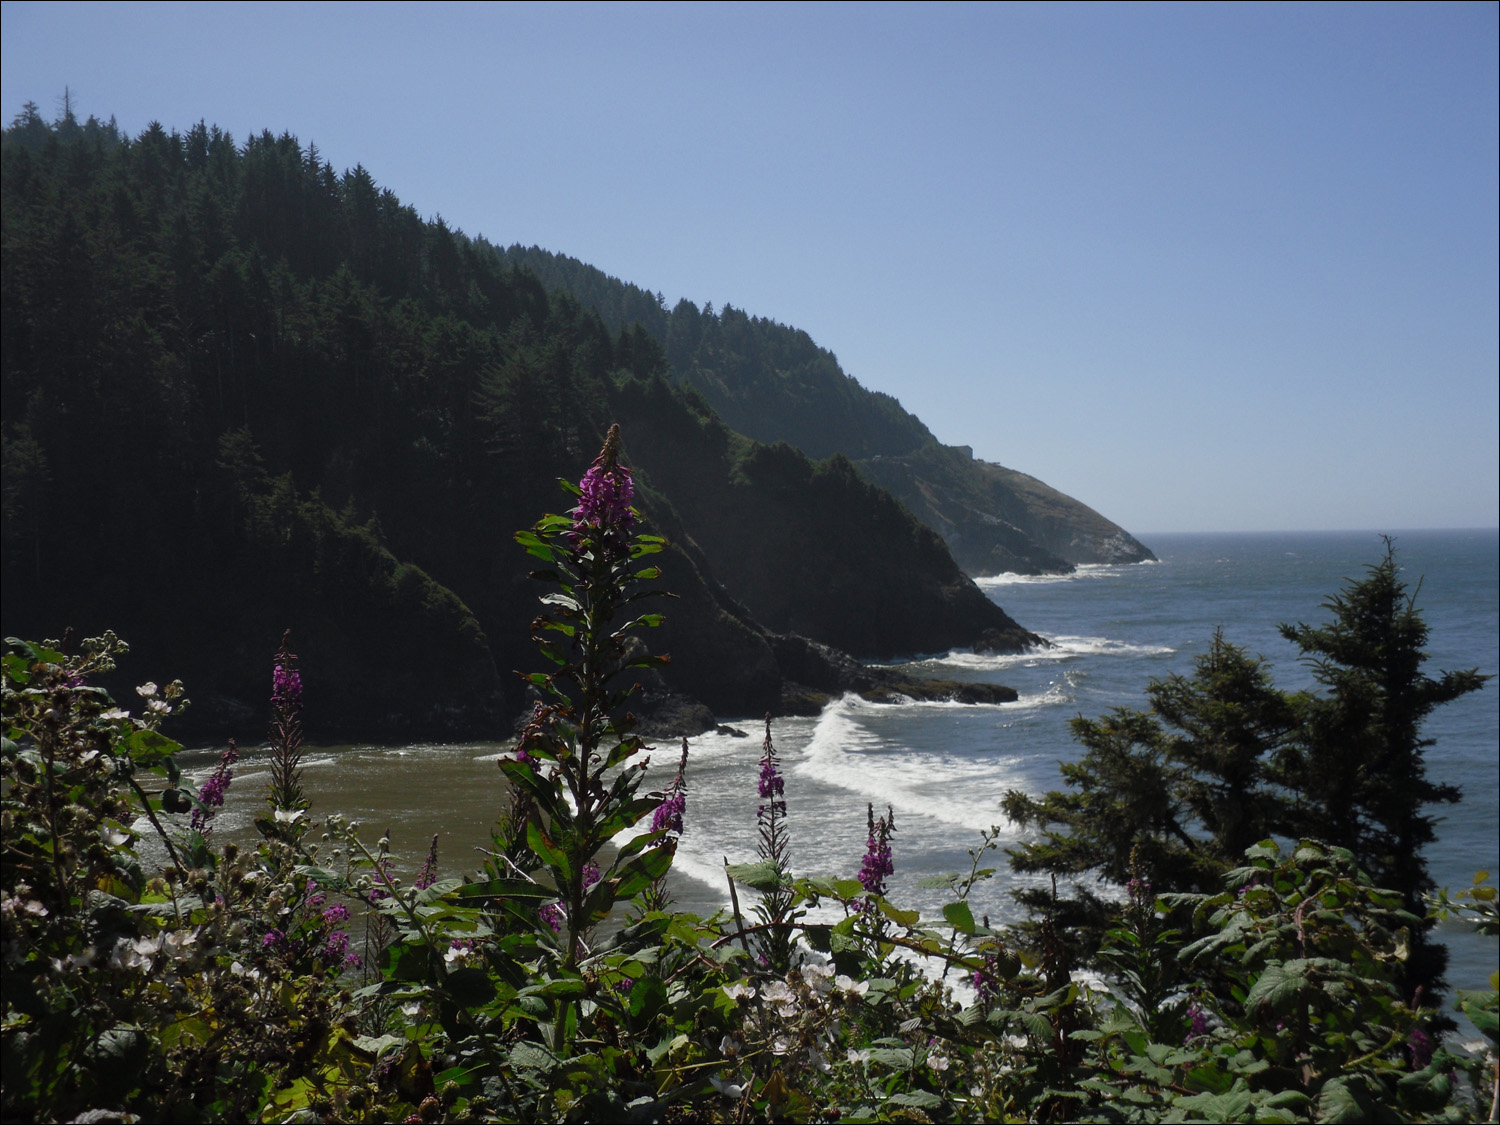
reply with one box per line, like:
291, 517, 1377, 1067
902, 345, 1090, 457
1278, 538, 1489, 1004
1148, 629, 1299, 866
1004, 632, 1297, 952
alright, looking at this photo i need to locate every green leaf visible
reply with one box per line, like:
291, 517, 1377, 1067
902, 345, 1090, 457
613, 846, 674, 899
1456, 990, 1498, 1041
626, 975, 668, 1027
1314, 1077, 1372, 1124
123, 727, 181, 767
521, 976, 588, 1000
725, 860, 783, 891
878, 900, 920, 927
1172, 1088, 1254, 1124
889, 1090, 944, 1109
526, 821, 573, 881
866, 1047, 914, 1069
1020, 1011, 1053, 1041
384, 942, 429, 982
1245, 961, 1307, 1016
509, 1042, 558, 1073
942, 901, 976, 933
351, 1034, 406, 1058
453, 878, 557, 902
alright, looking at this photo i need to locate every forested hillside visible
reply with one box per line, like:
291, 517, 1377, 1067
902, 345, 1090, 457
0, 106, 1034, 738
500, 245, 1155, 575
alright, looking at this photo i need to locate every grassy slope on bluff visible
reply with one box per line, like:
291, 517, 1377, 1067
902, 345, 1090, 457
0, 108, 1031, 737
501, 244, 1156, 575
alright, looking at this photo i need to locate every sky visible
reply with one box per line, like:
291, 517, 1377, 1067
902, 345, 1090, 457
2, 1, 1496, 534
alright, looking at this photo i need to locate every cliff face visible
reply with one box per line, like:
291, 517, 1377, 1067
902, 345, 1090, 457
500, 245, 1155, 576
855, 446, 1155, 576
609, 377, 1039, 660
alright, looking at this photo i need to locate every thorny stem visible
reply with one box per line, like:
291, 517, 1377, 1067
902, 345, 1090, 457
128, 774, 188, 878
725, 855, 752, 954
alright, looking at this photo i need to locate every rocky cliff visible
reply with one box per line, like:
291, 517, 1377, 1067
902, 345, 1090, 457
500, 245, 1155, 576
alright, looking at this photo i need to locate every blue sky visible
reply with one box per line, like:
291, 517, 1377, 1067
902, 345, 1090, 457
3, 1, 1495, 533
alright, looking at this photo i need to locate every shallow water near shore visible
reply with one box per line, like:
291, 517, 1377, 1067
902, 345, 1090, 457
191, 528, 1498, 999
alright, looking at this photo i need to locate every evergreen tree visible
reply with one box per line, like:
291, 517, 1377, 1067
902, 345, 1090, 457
1148, 629, 1299, 865
1278, 539, 1489, 1004
1004, 633, 1297, 951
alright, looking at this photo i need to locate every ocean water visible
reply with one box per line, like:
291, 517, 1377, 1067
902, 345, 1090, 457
199, 528, 1498, 991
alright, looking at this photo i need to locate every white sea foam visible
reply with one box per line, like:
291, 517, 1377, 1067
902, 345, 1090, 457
916, 634, 1172, 675
975, 562, 1142, 588
1036, 635, 1175, 659
1003, 678, 1076, 713
792, 696, 1019, 834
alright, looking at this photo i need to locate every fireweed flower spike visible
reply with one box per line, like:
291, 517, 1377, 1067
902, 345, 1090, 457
641, 739, 689, 912
858, 803, 896, 897
751, 716, 799, 970
190, 738, 238, 838
568, 425, 636, 556
267, 630, 306, 813
414, 834, 440, 890
507, 424, 673, 1056
652, 739, 689, 840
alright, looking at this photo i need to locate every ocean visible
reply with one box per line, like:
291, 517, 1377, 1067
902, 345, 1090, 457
200, 528, 1499, 992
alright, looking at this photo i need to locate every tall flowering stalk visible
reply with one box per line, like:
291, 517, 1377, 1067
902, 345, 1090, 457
190, 738, 238, 839
858, 803, 896, 899
640, 739, 689, 913
752, 716, 798, 971
413, 834, 440, 890
267, 631, 305, 813
505, 424, 676, 1051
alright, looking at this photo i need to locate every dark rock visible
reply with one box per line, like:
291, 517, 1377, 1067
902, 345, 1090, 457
973, 627, 1050, 655
629, 693, 720, 740
778, 681, 835, 717
766, 632, 1019, 712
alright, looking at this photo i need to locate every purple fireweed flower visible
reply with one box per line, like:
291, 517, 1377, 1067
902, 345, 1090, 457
271, 662, 302, 712
267, 631, 306, 813
652, 739, 689, 838
652, 790, 686, 836
322, 903, 351, 925
1185, 1002, 1211, 1044
190, 739, 238, 836
571, 427, 635, 529
569, 424, 636, 553
1407, 1028, 1435, 1069
583, 862, 603, 890
262, 929, 285, 950
758, 756, 785, 802
858, 803, 895, 896
539, 902, 563, 934
972, 954, 1002, 1004
414, 834, 440, 890
323, 929, 351, 964
572, 461, 635, 532
367, 854, 396, 903
756, 717, 788, 829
